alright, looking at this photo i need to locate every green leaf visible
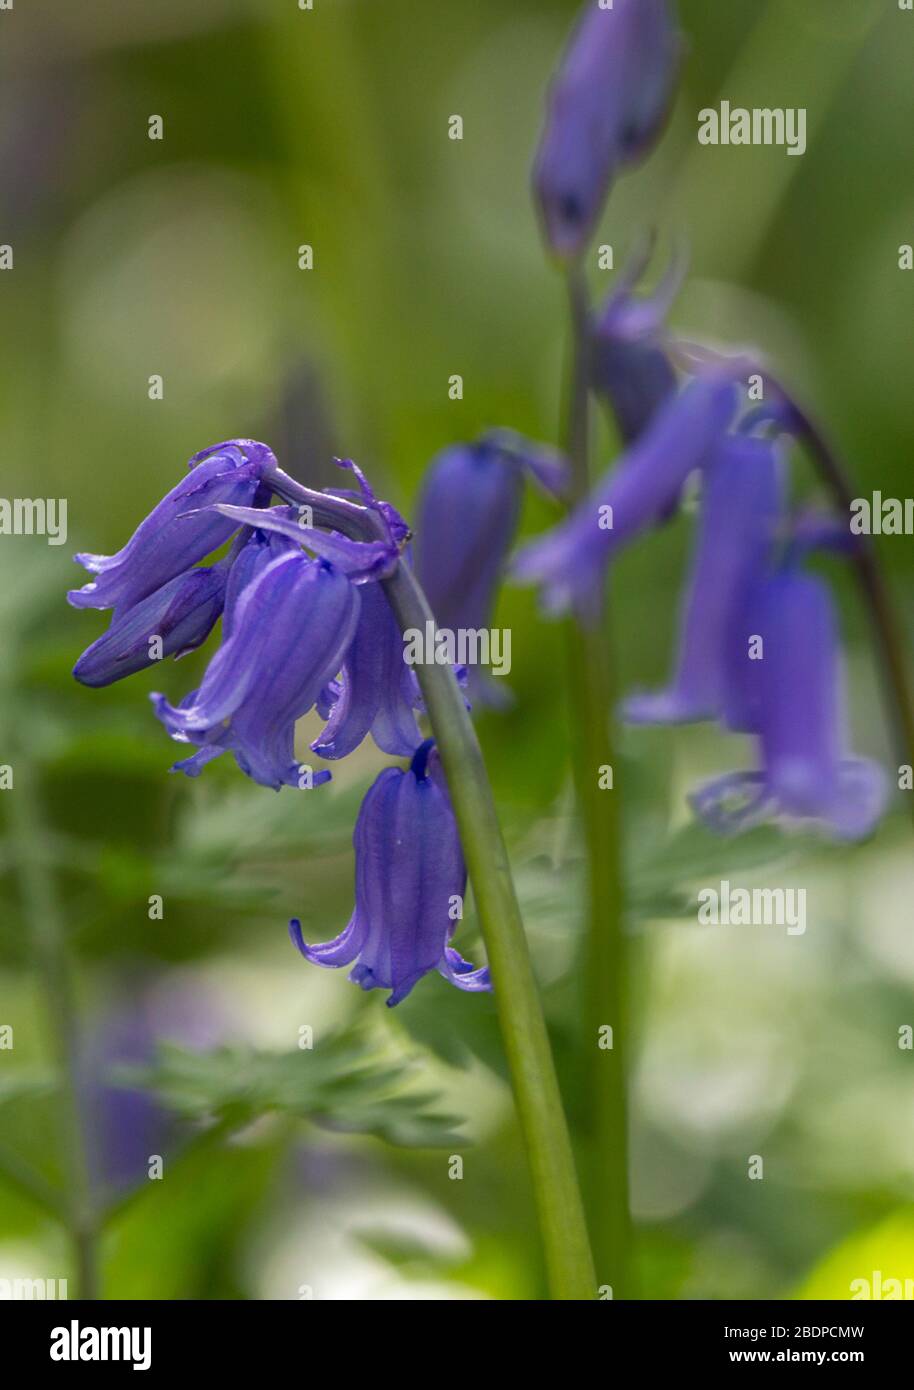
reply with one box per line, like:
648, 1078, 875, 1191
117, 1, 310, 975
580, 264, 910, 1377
631, 822, 793, 892
122, 1029, 465, 1149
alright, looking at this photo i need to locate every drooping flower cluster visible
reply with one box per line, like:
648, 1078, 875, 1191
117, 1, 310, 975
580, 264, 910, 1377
514, 313, 888, 839
517, 0, 889, 841
69, 441, 490, 1003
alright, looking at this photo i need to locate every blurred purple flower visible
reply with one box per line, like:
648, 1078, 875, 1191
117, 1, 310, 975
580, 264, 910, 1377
533, 0, 682, 258
291, 741, 491, 1006
152, 549, 359, 790
623, 434, 783, 724
68, 440, 276, 613
79, 976, 224, 1197
513, 375, 739, 622
690, 570, 888, 840
415, 433, 565, 706
592, 243, 683, 444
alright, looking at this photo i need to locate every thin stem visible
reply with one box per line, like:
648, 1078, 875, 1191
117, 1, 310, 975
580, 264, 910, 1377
5, 754, 99, 1299
563, 263, 632, 1298
269, 465, 595, 1295
382, 562, 596, 1301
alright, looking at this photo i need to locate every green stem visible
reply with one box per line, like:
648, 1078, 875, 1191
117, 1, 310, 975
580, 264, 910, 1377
268, 468, 595, 1295
562, 264, 632, 1297
6, 753, 99, 1299
382, 562, 596, 1300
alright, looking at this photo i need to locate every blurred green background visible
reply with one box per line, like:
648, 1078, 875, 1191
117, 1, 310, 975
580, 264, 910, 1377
1, 0, 913, 1300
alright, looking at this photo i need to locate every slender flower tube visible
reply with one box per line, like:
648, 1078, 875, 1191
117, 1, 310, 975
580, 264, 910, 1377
73, 562, 229, 688
415, 435, 561, 705
291, 740, 491, 1006
152, 550, 359, 789
311, 578, 422, 759
622, 434, 783, 724
690, 570, 889, 840
415, 436, 566, 625
591, 244, 683, 444
67, 440, 276, 612
513, 374, 739, 621
533, 0, 682, 259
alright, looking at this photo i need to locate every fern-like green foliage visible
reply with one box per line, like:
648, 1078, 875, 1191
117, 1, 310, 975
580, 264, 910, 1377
121, 1030, 467, 1149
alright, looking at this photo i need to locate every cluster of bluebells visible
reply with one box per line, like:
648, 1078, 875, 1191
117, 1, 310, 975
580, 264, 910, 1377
515, 333, 888, 840
70, 0, 889, 1025
516, 0, 888, 840
69, 440, 499, 1004
69, 427, 563, 1002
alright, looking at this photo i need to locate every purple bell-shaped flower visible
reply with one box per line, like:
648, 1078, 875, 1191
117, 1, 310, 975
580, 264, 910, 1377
291, 741, 491, 1006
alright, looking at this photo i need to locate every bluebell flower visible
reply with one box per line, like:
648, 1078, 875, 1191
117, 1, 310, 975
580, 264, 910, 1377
291, 741, 491, 1006
533, 0, 682, 258
68, 440, 276, 613
513, 375, 739, 621
73, 561, 229, 688
623, 434, 783, 724
690, 570, 888, 840
152, 546, 359, 789
311, 578, 422, 759
414, 433, 566, 706
592, 242, 683, 444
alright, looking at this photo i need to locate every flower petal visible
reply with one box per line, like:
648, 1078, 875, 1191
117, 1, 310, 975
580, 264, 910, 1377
622, 435, 783, 725
73, 563, 228, 688
212, 503, 400, 580
67, 442, 274, 612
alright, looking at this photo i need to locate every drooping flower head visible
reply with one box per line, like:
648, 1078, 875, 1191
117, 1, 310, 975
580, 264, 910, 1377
291, 740, 491, 1006
513, 374, 739, 622
71, 442, 415, 786
623, 432, 783, 725
533, 0, 682, 259
690, 569, 888, 841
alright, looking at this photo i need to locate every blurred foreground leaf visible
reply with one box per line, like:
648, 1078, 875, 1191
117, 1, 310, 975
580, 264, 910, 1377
795, 1209, 914, 1300
123, 1031, 465, 1149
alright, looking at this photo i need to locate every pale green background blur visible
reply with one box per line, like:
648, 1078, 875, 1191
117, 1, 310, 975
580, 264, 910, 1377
1, 0, 912, 1300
